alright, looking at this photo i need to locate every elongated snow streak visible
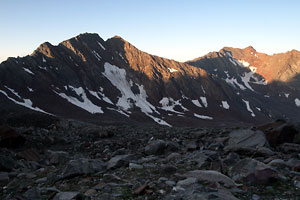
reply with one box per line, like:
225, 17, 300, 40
194, 113, 213, 120
0, 88, 50, 114
242, 99, 255, 117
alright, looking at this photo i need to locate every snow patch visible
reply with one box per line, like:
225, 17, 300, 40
241, 72, 255, 91
97, 41, 106, 50
285, 93, 290, 98
225, 52, 232, 57
225, 77, 246, 90
107, 107, 130, 117
0, 87, 49, 114
42, 57, 46, 63
118, 52, 124, 60
228, 57, 238, 66
4, 86, 21, 99
168, 68, 178, 73
23, 68, 34, 75
55, 86, 103, 114
38, 65, 47, 70
27, 87, 33, 92
89, 90, 113, 105
102, 63, 169, 126
242, 99, 255, 117
238, 60, 250, 67
221, 101, 230, 109
256, 107, 261, 111
194, 113, 213, 120
192, 100, 202, 108
92, 50, 101, 61
295, 98, 300, 107
201, 86, 206, 94
200, 97, 208, 107
249, 66, 257, 73
159, 97, 188, 114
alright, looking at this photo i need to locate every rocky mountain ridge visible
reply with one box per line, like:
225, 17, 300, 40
0, 33, 299, 127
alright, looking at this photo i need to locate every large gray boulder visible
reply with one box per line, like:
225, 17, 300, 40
229, 158, 278, 184
107, 154, 130, 170
225, 129, 269, 151
53, 192, 80, 200
145, 140, 166, 155
184, 170, 238, 187
62, 158, 105, 178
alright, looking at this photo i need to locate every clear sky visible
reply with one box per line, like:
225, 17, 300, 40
1, 0, 300, 63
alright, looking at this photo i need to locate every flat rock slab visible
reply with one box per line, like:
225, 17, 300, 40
184, 170, 238, 187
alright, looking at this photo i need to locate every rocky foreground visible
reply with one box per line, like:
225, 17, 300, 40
1, 117, 300, 200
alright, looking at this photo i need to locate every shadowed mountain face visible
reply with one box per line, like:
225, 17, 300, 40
0, 33, 299, 127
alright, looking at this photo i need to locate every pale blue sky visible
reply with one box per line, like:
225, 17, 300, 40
1, 0, 299, 62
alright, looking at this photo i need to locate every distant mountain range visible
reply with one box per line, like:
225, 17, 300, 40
0, 33, 299, 126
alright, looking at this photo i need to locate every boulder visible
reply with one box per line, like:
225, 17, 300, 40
176, 177, 197, 187
279, 143, 300, 152
0, 172, 9, 186
107, 154, 130, 170
229, 158, 278, 184
79, 126, 114, 139
62, 158, 105, 178
0, 125, 25, 148
0, 155, 16, 172
145, 140, 166, 155
184, 170, 238, 187
160, 164, 177, 175
286, 158, 300, 171
268, 159, 288, 168
48, 150, 70, 165
258, 120, 298, 147
17, 149, 40, 161
53, 192, 80, 200
225, 129, 269, 151
23, 188, 42, 200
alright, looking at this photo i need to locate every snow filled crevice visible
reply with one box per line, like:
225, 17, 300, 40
242, 99, 255, 117
102, 62, 170, 126
54, 86, 103, 114
0, 87, 50, 114
92, 50, 102, 61
97, 41, 106, 50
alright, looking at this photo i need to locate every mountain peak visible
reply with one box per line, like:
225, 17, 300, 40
31, 42, 54, 57
244, 46, 256, 52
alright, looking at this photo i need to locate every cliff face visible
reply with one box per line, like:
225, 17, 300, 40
0, 33, 299, 126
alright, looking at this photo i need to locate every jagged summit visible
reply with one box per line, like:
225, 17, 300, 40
31, 42, 54, 58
